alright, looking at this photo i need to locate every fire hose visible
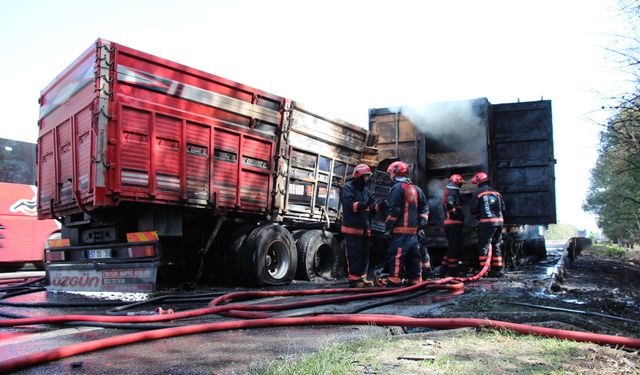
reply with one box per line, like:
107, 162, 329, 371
1, 248, 640, 373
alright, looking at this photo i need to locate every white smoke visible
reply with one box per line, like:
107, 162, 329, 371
427, 178, 447, 198
400, 99, 487, 157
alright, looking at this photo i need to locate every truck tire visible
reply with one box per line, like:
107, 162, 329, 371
225, 225, 256, 283
237, 224, 297, 286
295, 230, 339, 282
524, 238, 547, 260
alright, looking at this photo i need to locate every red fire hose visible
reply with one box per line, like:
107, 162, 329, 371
1, 314, 639, 373
1, 247, 639, 372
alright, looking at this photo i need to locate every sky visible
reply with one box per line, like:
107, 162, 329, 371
0, 0, 630, 232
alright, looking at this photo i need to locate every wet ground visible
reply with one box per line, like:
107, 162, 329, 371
1, 244, 639, 374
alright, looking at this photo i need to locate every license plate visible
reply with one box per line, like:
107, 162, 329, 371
87, 249, 112, 259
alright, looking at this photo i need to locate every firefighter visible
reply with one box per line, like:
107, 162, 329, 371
381, 161, 429, 286
470, 172, 506, 277
435, 174, 465, 277
340, 163, 387, 287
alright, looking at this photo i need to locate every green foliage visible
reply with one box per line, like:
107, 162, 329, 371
545, 224, 578, 241
583, 1, 640, 246
589, 242, 628, 258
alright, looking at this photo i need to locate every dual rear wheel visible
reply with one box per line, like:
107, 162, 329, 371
229, 225, 340, 286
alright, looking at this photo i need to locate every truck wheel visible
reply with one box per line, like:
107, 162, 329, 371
224, 225, 255, 283
238, 224, 297, 286
295, 230, 338, 282
526, 238, 547, 260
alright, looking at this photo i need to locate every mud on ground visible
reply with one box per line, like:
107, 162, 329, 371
412, 248, 640, 338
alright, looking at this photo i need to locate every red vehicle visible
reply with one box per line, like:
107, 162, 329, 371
0, 138, 60, 271
38, 39, 370, 291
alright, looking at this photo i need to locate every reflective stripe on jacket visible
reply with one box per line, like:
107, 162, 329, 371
341, 179, 378, 236
385, 178, 429, 233
442, 182, 464, 225
470, 183, 505, 226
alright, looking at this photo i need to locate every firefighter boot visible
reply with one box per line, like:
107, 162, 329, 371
349, 278, 374, 288
487, 267, 505, 278
379, 276, 403, 288
421, 267, 432, 279
432, 265, 448, 278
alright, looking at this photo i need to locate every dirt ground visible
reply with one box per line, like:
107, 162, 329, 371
422, 247, 640, 338
392, 246, 640, 374
3, 246, 640, 374
252, 246, 640, 374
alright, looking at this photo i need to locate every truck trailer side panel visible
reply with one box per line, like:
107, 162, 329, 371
38, 39, 284, 220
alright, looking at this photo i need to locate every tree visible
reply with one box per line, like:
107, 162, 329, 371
584, 0, 640, 245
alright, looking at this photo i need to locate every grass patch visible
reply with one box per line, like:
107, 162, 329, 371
247, 328, 638, 374
588, 242, 629, 258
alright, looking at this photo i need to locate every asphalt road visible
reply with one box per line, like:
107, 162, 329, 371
0, 245, 565, 374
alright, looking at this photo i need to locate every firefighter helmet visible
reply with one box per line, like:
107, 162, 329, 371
471, 172, 489, 185
387, 161, 409, 179
352, 164, 373, 179
449, 174, 465, 187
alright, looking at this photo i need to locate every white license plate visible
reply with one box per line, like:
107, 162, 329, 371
87, 249, 112, 259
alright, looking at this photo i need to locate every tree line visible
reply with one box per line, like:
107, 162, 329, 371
584, 0, 640, 246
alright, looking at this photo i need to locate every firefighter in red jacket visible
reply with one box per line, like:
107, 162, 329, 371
341, 164, 387, 287
382, 161, 429, 286
436, 173, 465, 277
470, 172, 506, 277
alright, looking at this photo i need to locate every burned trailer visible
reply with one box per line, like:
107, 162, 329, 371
37, 39, 370, 291
368, 98, 556, 268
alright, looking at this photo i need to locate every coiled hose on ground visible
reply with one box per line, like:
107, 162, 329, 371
1, 247, 639, 373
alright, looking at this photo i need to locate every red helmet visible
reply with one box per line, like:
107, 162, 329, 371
449, 174, 465, 187
352, 164, 372, 179
387, 161, 409, 179
471, 172, 489, 185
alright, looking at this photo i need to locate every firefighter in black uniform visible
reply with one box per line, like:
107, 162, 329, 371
436, 173, 465, 277
382, 161, 429, 286
341, 164, 386, 287
470, 172, 506, 277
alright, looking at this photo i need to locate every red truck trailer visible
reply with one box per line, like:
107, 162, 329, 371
0, 138, 60, 271
39, 39, 371, 291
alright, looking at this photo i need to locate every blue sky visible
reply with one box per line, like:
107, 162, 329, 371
0, 0, 628, 232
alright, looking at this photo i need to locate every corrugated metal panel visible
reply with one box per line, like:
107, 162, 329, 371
75, 106, 92, 194
120, 107, 151, 189
57, 119, 73, 203
240, 136, 271, 210
212, 129, 239, 207
185, 122, 210, 202
154, 114, 181, 194
38, 132, 56, 209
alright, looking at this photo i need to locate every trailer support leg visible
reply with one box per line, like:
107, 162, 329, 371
193, 217, 225, 283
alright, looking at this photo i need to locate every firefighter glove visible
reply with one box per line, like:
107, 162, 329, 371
383, 230, 392, 240
379, 199, 389, 211
419, 218, 428, 229
417, 229, 426, 243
